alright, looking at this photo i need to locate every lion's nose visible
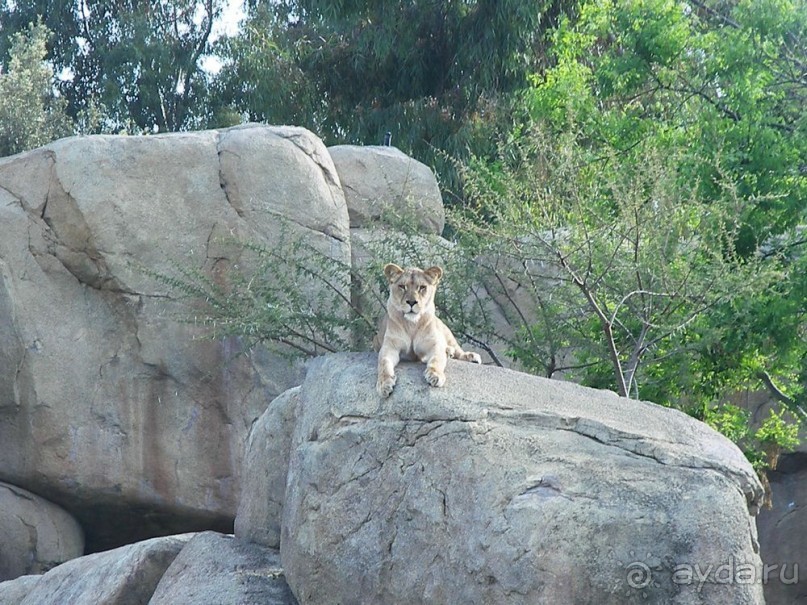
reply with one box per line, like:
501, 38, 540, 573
406, 299, 417, 307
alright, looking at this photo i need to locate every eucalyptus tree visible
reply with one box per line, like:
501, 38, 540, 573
0, 0, 223, 132
212, 0, 567, 191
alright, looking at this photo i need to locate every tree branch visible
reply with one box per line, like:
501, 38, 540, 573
688, 0, 741, 29
460, 333, 505, 367
554, 251, 629, 397
756, 371, 807, 420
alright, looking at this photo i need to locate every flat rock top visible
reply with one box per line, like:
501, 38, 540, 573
301, 352, 763, 511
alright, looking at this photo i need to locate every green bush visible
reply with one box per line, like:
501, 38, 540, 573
0, 22, 73, 157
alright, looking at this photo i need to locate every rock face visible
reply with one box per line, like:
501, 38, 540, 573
0, 482, 84, 581
235, 387, 300, 549
0, 126, 790, 603
0, 532, 296, 605
149, 531, 297, 604
0, 575, 42, 605
756, 453, 806, 605
730, 389, 807, 603
0, 124, 349, 552
18, 534, 193, 605
329, 145, 445, 234
258, 353, 765, 605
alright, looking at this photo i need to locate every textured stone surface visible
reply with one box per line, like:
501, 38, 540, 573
149, 531, 297, 604
19, 534, 192, 605
0, 125, 349, 552
329, 145, 445, 234
278, 353, 764, 605
0, 575, 42, 605
757, 453, 806, 605
235, 387, 300, 549
0, 482, 84, 581
221, 125, 349, 243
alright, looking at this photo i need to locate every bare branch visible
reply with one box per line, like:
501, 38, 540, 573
756, 371, 807, 420
688, 0, 741, 29
625, 323, 651, 394
460, 333, 506, 368
554, 250, 629, 397
609, 290, 679, 327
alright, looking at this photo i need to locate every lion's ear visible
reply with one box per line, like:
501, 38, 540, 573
424, 266, 443, 284
383, 263, 404, 283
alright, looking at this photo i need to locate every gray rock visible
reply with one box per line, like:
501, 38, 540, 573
20, 534, 192, 605
220, 125, 349, 244
727, 389, 807, 604
149, 531, 297, 604
0, 125, 349, 551
279, 353, 764, 605
0, 575, 42, 605
0, 482, 84, 581
235, 387, 300, 549
756, 453, 806, 605
329, 145, 445, 234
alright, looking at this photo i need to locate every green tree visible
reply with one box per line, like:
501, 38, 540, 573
211, 0, 566, 191
455, 127, 774, 398
520, 0, 806, 439
208, 6, 321, 130
0, 21, 73, 157
0, 0, 222, 132
529, 0, 806, 252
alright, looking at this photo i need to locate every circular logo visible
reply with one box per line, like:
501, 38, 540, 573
626, 561, 652, 589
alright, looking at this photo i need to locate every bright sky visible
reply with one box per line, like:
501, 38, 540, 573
200, 0, 245, 75
213, 0, 245, 40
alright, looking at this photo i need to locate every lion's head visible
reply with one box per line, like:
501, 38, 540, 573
383, 263, 443, 322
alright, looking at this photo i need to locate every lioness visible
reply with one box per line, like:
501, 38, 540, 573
374, 263, 481, 397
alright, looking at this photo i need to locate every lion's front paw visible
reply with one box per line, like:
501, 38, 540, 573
424, 368, 446, 388
456, 351, 482, 364
377, 374, 396, 398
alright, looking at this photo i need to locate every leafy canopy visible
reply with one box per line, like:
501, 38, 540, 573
529, 0, 806, 251
211, 0, 564, 190
0, 0, 222, 132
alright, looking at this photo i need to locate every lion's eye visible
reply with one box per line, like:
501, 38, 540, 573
398, 284, 406, 291
419, 285, 427, 293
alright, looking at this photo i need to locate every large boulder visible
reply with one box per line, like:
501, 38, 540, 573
262, 353, 765, 605
18, 534, 193, 605
329, 145, 445, 235
0, 125, 350, 552
0, 482, 84, 581
235, 387, 300, 549
149, 531, 297, 604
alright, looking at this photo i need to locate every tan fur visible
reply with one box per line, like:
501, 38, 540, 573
375, 263, 481, 397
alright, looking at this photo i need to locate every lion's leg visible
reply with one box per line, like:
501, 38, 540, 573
445, 331, 482, 365
424, 349, 448, 388
377, 346, 400, 398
